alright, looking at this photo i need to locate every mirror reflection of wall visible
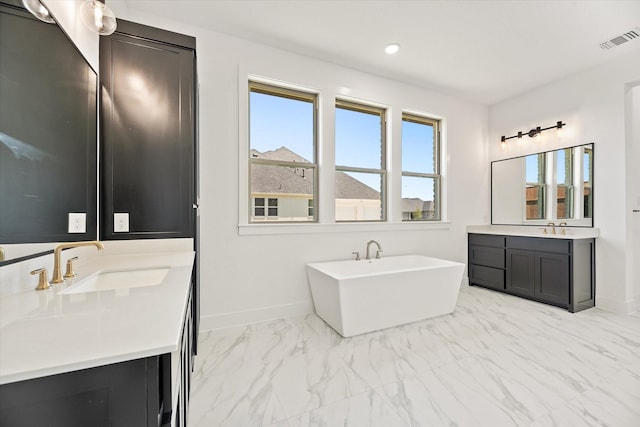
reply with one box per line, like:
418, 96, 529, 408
492, 143, 594, 227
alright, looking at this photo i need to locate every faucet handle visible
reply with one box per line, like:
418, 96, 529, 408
64, 256, 79, 279
375, 249, 383, 259
31, 268, 51, 291
352, 251, 361, 261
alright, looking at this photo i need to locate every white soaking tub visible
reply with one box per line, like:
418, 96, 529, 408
306, 255, 465, 337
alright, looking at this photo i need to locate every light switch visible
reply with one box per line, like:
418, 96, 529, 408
113, 213, 129, 232
68, 213, 86, 233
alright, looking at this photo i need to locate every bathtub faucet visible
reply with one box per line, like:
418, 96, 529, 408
365, 240, 383, 260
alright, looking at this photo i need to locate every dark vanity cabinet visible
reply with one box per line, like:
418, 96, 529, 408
468, 234, 506, 291
468, 233, 595, 312
0, 284, 195, 427
100, 20, 196, 240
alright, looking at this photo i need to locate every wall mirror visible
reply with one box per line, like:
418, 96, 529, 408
0, 0, 98, 264
491, 143, 594, 227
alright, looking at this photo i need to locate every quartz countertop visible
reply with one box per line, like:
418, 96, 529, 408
0, 251, 195, 385
467, 225, 600, 239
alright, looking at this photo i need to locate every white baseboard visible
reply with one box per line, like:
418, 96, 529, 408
200, 300, 315, 332
596, 295, 636, 315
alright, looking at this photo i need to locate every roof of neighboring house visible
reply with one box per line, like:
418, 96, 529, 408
401, 198, 434, 212
250, 147, 380, 199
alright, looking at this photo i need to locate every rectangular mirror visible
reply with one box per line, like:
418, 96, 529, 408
0, 1, 98, 264
491, 143, 593, 227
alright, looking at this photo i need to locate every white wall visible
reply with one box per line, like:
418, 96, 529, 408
489, 52, 640, 313
110, 7, 489, 329
42, 0, 98, 70
628, 85, 640, 307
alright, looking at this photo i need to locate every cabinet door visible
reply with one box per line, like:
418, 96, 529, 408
100, 23, 195, 239
0, 357, 159, 427
506, 249, 535, 297
535, 252, 570, 306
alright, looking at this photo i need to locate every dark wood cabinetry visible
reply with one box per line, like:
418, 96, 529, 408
100, 20, 196, 240
0, 283, 195, 427
468, 233, 595, 312
468, 234, 506, 291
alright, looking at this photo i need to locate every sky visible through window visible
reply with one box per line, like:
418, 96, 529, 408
250, 91, 436, 203
526, 154, 542, 183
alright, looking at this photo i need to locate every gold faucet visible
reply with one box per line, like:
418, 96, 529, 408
0, 246, 5, 262
51, 241, 104, 284
546, 222, 556, 235
558, 222, 567, 235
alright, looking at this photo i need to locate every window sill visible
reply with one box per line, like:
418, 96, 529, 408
238, 221, 452, 236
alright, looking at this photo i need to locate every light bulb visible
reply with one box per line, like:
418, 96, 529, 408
94, 5, 103, 30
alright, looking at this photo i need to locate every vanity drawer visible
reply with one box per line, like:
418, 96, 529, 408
469, 234, 505, 248
469, 245, 505, 269
506, 237, 570, 254
469, 264, 505, 290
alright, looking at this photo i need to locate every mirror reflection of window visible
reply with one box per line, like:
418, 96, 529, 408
525, 153, 546, 220
584, 148, 593, 218
557, 148, 574, 219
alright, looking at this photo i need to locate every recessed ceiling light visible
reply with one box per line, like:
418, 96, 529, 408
385, 43, 400, 55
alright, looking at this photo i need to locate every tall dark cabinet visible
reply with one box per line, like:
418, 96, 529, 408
100, 19, 200, 355
100, 20, 196, 240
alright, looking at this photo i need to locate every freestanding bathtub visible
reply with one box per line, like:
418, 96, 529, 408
306, 255, 465, 337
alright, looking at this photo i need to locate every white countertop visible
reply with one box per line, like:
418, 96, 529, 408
467, 225, 600, 239
0, 250, 195, 385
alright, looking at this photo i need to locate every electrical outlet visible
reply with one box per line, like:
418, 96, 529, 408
68, 213, 86, 233
113, 213, 129, 233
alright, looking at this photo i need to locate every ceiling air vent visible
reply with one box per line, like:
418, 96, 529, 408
600, 27, 640, 50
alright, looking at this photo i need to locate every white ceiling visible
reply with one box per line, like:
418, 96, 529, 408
121, 0, 640, 105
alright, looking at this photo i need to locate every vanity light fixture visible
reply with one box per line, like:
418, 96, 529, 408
385, 43, 400, 54
79, 0, 117, 36
501, 121, 565, 145
22, 0, 55, 23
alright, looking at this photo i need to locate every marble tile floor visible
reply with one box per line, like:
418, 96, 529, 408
188, 285, 640, 427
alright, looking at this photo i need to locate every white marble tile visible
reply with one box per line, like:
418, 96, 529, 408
188, 286, 640, 426
265, 390, 409, 427
531, 369, 640, 427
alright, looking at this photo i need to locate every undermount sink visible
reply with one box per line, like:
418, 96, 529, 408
60, 267, 170, 295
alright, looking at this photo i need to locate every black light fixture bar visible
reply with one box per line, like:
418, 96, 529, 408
501, 121, 565, 144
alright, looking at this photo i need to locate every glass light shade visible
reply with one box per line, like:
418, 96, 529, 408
79, 0, 117, 36
22, 0, 55, 23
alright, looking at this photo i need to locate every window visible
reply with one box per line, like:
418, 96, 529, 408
525, 153, 546, 220
334, 100, 386, 221
401, 113, 441, 221
253, 197, 265, 217
307, 199, 314, 218
556, 148, 573, 219
249, 82, 317, 222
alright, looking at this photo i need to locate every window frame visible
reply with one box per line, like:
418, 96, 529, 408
556, 148, 574, 220
334, 99, 387, 222
248, 81, 318, 223
401, 113, 442, 221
